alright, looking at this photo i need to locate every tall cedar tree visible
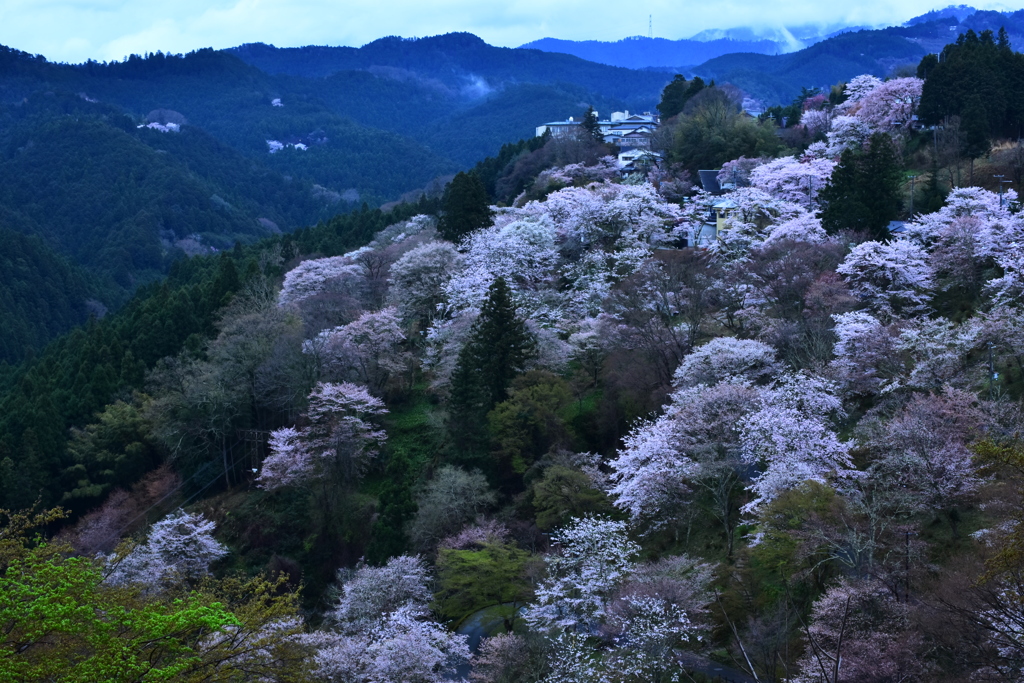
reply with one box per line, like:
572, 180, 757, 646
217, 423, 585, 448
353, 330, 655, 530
917, 28, 1024, 143
657, 75, 705, 120
449, 277, 536, 454
438, 172, 493, 242
581, 106, 604, 143
819, 132, 904, 240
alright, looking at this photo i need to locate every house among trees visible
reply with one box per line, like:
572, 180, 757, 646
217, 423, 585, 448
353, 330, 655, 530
536, 110, 660, 149
617, 148, 661, 174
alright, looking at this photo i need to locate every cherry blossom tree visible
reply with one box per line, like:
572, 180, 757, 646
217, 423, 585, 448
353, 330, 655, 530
837, 240, 934, 319
672, 337, 779, 389
825, 116, 874, 156
703, 187, 805, 257
603, 595, 694, 683
610, 380, 758, 552
749, 156, 836, 207
308, 554, 470, 682
868, 389, 985, 517
717, 156, 769, 187
838, 75, 884, 109
850, 77, 924, 131
802, 108, 832, 137
894, 316, 983, 391
525, 516, 640, 634
470, 633, 550, 682
534, 156, 620, 189
307, 604, 470, 683
793, 578, 925, 683
441, 216, 561, 319
829, 312, 904, 397
765, 213, 829, 244
989, 241, 1024, 305
307, 307, 408, 392
326, 555, 433, 633
105, 509, 228, 590
610, 413, 701, 525
278, 256, 365, 306
257, 382, 387, 489
387, 241, 463, 324
740, 374, 854, 514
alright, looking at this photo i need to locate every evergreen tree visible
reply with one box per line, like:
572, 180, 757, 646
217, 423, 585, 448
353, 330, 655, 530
581, 106, 604, 143
657, 75, 705, 120
449, 277, 536, 454
918, 161, 949, 215
819, 133, 904, 240
438, 172, 493, 242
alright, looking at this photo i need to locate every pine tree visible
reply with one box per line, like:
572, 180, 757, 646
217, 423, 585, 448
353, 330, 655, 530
449, 277, 536, 453
819, 133, 903, 240
438, 172, 493, 242
657, 75, 705, 120
581, 106, 604, 143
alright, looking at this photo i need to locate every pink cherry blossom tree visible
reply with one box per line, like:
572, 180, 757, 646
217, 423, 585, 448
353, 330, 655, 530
851, 77, 924, 131
740, 374, 854, 514
387, 240, 463, 324
525, 516, 640, 634
837, 240, 934, 319
749, 156, 836, 207
257, 382, 387, 489
793, 577, 925, 683
307, 307, 408, 393
105, 509, 228, 591
278, 256, 365, 306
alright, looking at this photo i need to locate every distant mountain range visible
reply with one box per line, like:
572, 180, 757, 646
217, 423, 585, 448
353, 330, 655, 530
521, 5, 1024, 81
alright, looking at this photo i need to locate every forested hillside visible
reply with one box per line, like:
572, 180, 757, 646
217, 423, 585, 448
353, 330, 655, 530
0, 35, 676, 359
6, 25, 1024, 680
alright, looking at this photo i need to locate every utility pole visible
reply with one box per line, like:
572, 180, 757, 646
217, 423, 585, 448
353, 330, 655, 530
908, 174, 917, 217
989, 342, 996, 400
995, 174, 1006, 209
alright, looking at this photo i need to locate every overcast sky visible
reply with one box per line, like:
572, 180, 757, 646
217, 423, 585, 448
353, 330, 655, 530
1, 0, 1021, 64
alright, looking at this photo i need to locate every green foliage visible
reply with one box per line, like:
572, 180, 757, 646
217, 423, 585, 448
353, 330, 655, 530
657, 75, 705, 120
488, 371, 576, 475
0, 507, 314, 682
580, 106, 604, 143
450, 278, 537, 457
365, 390, 441, 564
530, 465, 613, 531
0, 246, 253, 511
469, 133, 550, 203
918, 28, 1024, 143
0, 228, 92, 365
61, 399, 161, 513
434, 541, 534, 623
664, 88, 788, 173
819, 133, 905, 239
438, 171, 493, 242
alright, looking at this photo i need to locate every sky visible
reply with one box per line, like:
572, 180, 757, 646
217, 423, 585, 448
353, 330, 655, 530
1, 0, 1022, 64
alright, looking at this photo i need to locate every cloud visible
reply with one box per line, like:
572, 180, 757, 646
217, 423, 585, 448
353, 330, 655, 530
0, 0, 1020, 64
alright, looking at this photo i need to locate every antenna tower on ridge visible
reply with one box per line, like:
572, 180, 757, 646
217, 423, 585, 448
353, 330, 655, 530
649, 15, 653, 38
